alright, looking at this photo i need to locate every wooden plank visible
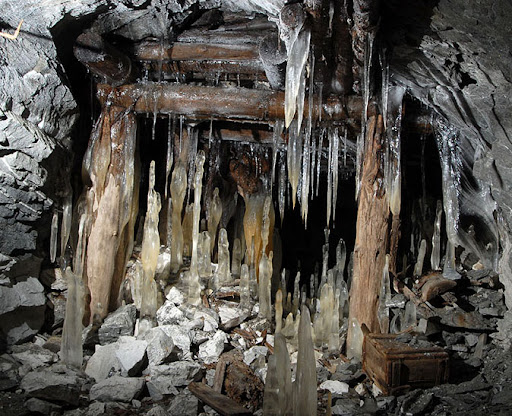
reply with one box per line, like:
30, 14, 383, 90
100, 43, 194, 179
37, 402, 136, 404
188, 382, 252, 416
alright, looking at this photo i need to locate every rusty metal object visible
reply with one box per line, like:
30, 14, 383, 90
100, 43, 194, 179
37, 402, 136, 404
362, 326, 449, 395
97, 83, 363, 124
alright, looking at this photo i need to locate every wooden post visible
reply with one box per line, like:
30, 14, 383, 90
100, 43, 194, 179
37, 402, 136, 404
348, 114, 390, 338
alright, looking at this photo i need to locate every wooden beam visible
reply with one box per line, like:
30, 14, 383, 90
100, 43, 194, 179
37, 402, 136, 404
188, 382, 252, 416
97, 83, 363, 125
74, 32, 135, 86
348, 115, 389, 340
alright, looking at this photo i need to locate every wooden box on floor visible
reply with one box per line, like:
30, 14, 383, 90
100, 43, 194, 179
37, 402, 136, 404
362, 327, 449, 395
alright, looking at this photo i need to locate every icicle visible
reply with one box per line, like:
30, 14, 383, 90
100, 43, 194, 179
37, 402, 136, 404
377, 255, 391, 333
332, 128, 339, 223
261, 196, 272, 255
326, 130, 333, 226
310, 131, 316, 200
188, 150, 206, 305
284, 27, 311, 128
60, 189, 72, 259
278, 152, 287, 224
50, 211, 59, 263
316, 130, 323, 197
287, 121, 303, 209
294, 306, 317, 416
61, 267, 84, 368
208, 187, 222, 254
182, 203, 194, 258
384, 86, 406, 216
170, 162, 187, 273
272, 120, 284, 187
140, 161, 161, 319
301, 129, 311, 224
164, 114, 174, 200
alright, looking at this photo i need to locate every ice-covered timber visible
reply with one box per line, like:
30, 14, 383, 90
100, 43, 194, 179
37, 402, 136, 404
97, 83, 363, 124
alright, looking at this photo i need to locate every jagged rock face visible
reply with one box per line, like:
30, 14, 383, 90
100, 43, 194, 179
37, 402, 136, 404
0, 0, 511, 345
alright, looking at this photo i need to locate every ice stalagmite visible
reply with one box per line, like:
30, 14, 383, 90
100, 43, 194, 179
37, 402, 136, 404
294, 306, 317, 416
335, 239, 346, 286
284, 26, 311, 128
50, 211, 59, 263
258, 252, 273, 320
182, 203, 193, 258
208, 187, 222, 254
61, 267, 84, 368
276, 333, 293, 415
240, 264, 250, 309
377, 255, 391, 334
287, 122, 303, 209
346, 317, 363, 361
231, 238, 242, 278
263, 355, 279, 416
329, 290, 341, 352
443, 239, 459, 280
431, 200, 443, 270
403, 301, 417, 330
170, 162, 187, 273
414, 239, 427, 277
261, 196, 272, 254
140, 161, 161, 319
199, 231, 211, 278
188, 150, 206, 305
275, 289, 283, 333
292, 272, 300, 316
215, 228, 231, 288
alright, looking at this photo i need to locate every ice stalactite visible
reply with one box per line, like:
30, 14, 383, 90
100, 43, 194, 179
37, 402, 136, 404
60, 184, 72, 260
377, 255, 391, 334
185, 126, 199, 205
170, 162, 187, 273
258, 252, 273, 320
278, 151, 287, 224
215, 228, 231, 288
414, 239, 427, 277
294, 306, 317, 416
140, 161, 161, 320
284, 26, 311, 129
355, 32, 375, 200
431, 200, 443, 271
326, 130, 333, 226
240, 264, 250, 309
310, 131, 317, 200
208, 187, 222, 255
50, 211, 59, 263
331, 128, 339, 223
198, 231, 211, 278
300, 128, 311, 224
164, 115, 174, 200
287, 121, 303, 209
188, 150, 206, 306
315, 131, 322, 197
272, 120, 284, 188
61, 267, 85, 368
383, 86, 406, 216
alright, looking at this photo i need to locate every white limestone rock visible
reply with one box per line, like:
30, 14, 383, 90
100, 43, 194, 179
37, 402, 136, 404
218, 302, 250, 330
193, 309, 219, 332
148, 361, 202, 387
144, 327, 177, 365
98, 304, 137, 345
198, 330, 228, 364
319, 380, 350, 396
165, 286, 185, 305
156, 301, 186, 326
85, 343, 120, 382
115, 336, 148, 377
243, 346, 268, 366
168, 388, 199, 416
89, 376, 144, 403
11, 343, 57, 370
159, 325, 192, 359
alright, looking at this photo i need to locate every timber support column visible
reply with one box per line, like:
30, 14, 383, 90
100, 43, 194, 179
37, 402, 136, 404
347, 114, 390, 351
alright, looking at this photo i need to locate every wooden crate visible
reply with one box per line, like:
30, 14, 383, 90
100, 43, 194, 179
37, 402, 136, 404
362, 329, 449, 395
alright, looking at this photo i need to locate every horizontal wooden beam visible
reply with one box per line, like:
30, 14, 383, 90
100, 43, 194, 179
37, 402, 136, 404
97, 83, 363, 125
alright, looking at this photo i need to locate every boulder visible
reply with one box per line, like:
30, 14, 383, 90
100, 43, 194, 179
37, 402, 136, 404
159, 325, 192, 359
25, 397, 62, 415
98, 304, 137, 345
11, 343, 57, 370
198, 330, 228, 364
115, 336, 148, 377
144, 327, 177, 365
148, 361, 202, 387
89, 376, 144, 403
167, 388, 199, 416
85, 343, 120, 382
